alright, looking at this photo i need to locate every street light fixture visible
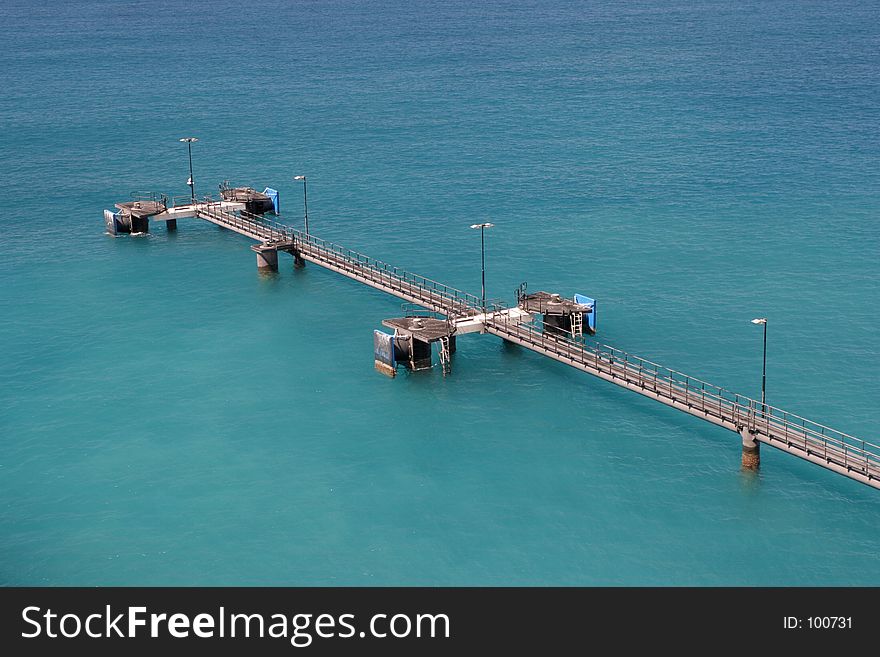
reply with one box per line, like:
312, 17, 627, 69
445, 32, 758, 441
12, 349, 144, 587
179, 137, 199, 202
751, 317, 768, 416
293, 175, 309, 234
469, 222, 494, 311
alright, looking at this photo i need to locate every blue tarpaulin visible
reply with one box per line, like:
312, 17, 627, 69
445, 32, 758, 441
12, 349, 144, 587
574, 294, 596, 333
263, 187, 280, 215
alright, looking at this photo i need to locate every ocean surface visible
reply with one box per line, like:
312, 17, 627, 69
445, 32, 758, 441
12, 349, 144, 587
1, 0, 878, 585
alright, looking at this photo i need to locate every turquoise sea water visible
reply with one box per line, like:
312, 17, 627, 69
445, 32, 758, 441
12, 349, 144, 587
1, 0, 878, 585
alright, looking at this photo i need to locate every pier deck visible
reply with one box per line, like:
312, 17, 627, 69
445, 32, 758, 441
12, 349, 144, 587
125, 198, 880, 490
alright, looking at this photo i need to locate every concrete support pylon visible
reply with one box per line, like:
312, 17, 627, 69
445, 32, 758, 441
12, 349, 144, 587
740, 428, 761, 470
255, 247, 278, 272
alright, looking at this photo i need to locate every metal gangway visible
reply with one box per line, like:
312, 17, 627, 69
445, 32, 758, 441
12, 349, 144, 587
190, 201, 878, 490
197, 203, 483, 318
484, 312, 880, 489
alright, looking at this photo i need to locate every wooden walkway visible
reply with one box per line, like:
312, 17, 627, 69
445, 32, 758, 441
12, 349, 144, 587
192, 201, 879, 490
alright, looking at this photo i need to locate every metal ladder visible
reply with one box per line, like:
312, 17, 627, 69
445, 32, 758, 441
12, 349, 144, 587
438, 336, 452, 376
570, 311, 583, 338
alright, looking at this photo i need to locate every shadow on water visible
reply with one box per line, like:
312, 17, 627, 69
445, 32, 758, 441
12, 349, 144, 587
499, 338, 523, 359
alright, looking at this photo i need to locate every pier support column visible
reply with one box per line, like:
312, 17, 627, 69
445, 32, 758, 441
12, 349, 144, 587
447, 336, 456, 355
740, 429, 760, 470
293, 251, 306, 268
166, 219, 177, 231
131, 216, 149, 234
410, 339, 432, 370
255, 247, 279, 272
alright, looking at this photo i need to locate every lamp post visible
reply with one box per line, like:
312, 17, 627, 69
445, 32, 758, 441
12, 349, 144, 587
179, 137, 198, 202
293, 175, 309, 234
469, 222, 494, 311
751, 318, 768, 415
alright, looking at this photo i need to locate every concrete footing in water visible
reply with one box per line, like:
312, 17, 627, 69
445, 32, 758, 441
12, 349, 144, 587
374, 360, 396, 378
740, 429, 761, 469
166, 219, 177, 231
255, 247, 278, 272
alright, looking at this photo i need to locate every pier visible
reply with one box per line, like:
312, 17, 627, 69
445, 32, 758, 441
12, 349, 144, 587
104, 191, 880, 490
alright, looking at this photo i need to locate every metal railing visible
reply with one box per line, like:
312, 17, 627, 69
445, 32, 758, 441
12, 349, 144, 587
195, 203, 484, 318
198, 205, 287, 242
169, 194, 198, 207
485, 311, 880, 482
293, 231, 483, 317
130, 191, 165, 203
400, 303, 442, 319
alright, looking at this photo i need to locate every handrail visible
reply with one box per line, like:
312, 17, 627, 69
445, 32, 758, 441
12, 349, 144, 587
130, 191, 164, 202
169, 194, 196, 208
195, 203, 484, 316
484, 311, 880, 478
